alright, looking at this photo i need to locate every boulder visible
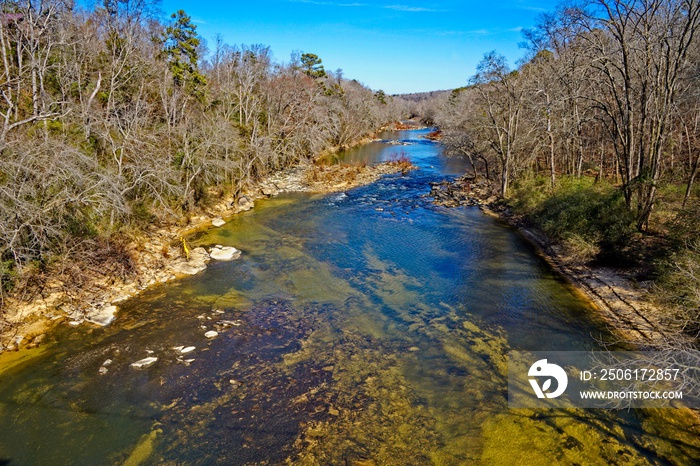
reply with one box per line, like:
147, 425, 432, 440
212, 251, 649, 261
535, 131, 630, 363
171, 247, 210, 275
171, 260, 206, 275
131, 357, 158, 369
260, 185, 279, 197
238, 196, 254, 211
85, 305, 117, 327
209, 246, 241, 261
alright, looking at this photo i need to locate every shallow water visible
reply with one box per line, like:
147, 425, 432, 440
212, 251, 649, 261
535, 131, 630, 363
1, 129, 699, 465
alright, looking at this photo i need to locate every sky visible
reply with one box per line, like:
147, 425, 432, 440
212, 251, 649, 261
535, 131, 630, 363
160, 0, 561, 94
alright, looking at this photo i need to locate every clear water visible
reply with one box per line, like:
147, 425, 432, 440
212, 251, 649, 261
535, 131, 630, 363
1, 129, 699, 465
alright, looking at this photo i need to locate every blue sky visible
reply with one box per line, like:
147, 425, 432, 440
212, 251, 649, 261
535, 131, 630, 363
161, 0, 560, 94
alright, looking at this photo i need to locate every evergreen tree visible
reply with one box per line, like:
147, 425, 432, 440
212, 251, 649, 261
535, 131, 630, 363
162, 10, 206, 94
300, 52, 326, 78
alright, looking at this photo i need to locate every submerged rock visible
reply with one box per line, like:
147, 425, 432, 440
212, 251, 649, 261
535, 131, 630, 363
211, 217, 226, 227
85, 305, 118, 326
181, 346, 196, 354
131, 357, 158, 369
204, 330, 219, 339
209, 246, 241, 261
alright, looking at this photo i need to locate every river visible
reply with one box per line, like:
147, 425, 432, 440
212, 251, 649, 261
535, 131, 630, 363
1, 129, 699, 465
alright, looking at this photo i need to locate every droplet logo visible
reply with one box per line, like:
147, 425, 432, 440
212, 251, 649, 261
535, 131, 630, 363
528, 359, 568, 399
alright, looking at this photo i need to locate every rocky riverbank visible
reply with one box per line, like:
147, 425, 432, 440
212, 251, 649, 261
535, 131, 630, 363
430, 173, 671, 346
0, 159, 414, 354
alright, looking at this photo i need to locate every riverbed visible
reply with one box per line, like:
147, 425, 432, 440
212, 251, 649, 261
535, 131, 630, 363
1, 129, 698, 465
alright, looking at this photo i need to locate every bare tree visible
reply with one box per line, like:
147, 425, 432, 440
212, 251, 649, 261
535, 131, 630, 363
571, 0, 700, 229
470, 52, 528, 196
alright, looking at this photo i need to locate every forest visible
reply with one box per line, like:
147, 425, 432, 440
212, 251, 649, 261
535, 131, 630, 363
0, 0, 404, 308
425, 0, 700, 340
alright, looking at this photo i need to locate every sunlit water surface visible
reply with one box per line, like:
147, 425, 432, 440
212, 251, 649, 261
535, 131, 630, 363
1, 129, 699, 465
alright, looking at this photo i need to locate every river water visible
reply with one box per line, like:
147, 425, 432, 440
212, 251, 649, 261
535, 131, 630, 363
1, 129, 699, 465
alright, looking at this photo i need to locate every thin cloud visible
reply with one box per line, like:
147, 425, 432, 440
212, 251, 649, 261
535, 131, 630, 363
518, 5, 548, 12
384, 5, 446, 12
288, 1, 445, 11
512, 0, 550, 12
289, 0, 367, 6
436, 29, 490, 36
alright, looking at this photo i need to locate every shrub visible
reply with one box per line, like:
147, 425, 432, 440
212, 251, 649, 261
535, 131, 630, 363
0, 260, 17, 293
387, 151, 413, 174
511, 176, 636, 266
656, 240, 700, 336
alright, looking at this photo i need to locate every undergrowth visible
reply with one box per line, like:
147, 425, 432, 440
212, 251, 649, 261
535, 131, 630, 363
508, 175, 700, 341
509, 176, 636, 266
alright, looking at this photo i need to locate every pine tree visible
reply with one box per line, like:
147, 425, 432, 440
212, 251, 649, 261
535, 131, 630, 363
300, 53, 326, 79
161, 10, 206, 95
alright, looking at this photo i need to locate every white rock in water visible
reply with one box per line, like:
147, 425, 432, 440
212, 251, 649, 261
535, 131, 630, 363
209, 246, 241, 261
98, 367, 108, 375
212, 217, 226, 227
172, 346, 184, 351
102, 359, 113, 366
131, 357, 158, 369
219, 320, 242, 327
204, 330, 219, 339
85, 305, 118, 326
181, 346, 196, 353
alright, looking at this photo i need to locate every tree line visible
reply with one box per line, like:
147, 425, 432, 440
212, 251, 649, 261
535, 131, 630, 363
0, 0, 403, 298
434, 0, 699, 231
